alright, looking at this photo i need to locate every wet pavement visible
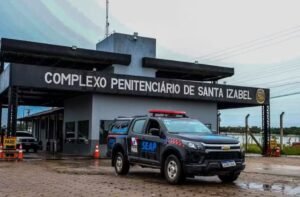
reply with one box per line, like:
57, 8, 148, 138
0, 156, 299, 197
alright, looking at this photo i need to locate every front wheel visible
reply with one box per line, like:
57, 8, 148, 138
218, 172, 240, 183
114, 152, 130, 175
164, 155, 184, 184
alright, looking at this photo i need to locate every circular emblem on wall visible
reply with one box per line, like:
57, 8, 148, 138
256, 89, 266, 104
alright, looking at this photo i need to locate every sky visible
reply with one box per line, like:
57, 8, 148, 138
0, 0, 300, 127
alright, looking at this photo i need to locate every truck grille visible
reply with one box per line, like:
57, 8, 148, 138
205, 152, 241, 160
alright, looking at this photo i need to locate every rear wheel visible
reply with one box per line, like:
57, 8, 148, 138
218, 172, 240, 183
114, 152, 130, 175
164, 154, 184, 184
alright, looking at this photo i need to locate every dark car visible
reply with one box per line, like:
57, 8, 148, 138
107, 110, 245, 184
16, 131, 39, 152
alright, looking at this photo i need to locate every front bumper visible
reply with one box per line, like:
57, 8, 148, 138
184, 160, 245, 176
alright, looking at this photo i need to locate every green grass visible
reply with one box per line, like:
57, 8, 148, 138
245, 144, 262, 154
282, 146, 300, 155
243, 144, 300, 155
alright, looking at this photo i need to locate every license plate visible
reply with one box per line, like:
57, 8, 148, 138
25, 143, 31, 146
221, 161, 236, 168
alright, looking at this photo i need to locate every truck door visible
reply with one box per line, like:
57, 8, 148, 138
138, 119, 163, 166
127, 118, 147, 162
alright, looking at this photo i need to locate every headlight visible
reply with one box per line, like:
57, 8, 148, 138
182, 140, 204, 150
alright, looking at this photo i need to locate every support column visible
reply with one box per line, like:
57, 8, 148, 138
7, 87, 18, 136
0, 102, 2, 144
0, 103, 2, 129
262, 105, 271, 156
0, 61, 4, 73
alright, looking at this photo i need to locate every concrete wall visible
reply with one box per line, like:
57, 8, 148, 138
91, 94, 218, 144
63, 93, 217, 155
63, 95, 94, 155
96, 33, 157, 77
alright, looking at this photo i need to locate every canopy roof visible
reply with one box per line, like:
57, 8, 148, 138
143, 57, 234, 81
0, 38, 131, 71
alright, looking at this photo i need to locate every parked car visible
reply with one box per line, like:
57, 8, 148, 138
107, 110, 245, 184
16, 131, 39, 152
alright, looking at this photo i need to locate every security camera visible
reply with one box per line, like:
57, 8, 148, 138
133, 32, 138, 41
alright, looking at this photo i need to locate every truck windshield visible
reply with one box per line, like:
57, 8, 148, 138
16, 132, 33, 137
163, 119, 212, 134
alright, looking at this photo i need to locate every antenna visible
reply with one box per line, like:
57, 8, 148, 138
105, 0, 110, 37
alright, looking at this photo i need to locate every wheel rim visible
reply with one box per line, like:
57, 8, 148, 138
167, 160, 178, 180
116, 155, 123, 172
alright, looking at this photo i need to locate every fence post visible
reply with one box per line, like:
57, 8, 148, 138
245, 114, 250, 152
280, 112, 285, 151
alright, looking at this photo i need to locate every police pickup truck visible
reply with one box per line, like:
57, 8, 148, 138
107, 110, 245, 184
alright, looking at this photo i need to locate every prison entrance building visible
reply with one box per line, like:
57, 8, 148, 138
0, 33, 270, 156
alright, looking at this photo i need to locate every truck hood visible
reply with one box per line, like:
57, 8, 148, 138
173, 133, 239, 144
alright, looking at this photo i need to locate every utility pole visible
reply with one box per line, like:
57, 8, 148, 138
105, 0, 110, 37
245, 114, 250, 152
280, 112, 285, 151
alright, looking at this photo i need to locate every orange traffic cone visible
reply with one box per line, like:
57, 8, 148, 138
93, 144, 100, 159
18, 144, 23, 160
0, 144, 3, 159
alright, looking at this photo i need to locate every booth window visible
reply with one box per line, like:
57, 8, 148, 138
78, 120, 89, 144
65, 122, 75, 143
100, 120, 113, 144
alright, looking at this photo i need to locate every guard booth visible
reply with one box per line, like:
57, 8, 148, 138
0, 33, 271, 156
18, 108, 63, 152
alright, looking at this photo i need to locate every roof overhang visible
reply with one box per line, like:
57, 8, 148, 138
143, 57, 234, 81
0, 38, 131, 71
18, 107, 63, 121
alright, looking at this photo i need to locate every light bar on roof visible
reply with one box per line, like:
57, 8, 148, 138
148, 109, 186, 116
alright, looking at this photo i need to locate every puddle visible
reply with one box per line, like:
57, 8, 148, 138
256, 163, 300, 172
237, 182, 300, 196
43, 160, 113, 175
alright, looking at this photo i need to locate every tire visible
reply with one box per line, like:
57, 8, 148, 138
25, 149, 29, 153
218, 172, 240, 183
164, 154, 184, 184
114, 152, 130, 175
34, 148, 38, 153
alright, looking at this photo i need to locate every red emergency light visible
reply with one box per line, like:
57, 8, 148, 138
149, 109, 187, 117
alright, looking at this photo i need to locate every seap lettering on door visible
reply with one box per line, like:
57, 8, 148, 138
141, 141, 157, 153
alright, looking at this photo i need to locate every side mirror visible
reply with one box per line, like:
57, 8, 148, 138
149, 128, 160, 136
